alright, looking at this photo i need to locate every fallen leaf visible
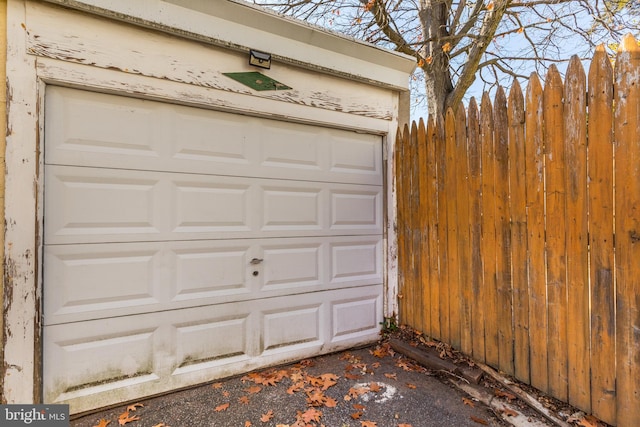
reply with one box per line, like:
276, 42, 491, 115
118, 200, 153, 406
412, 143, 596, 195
398, 424, 413, 427
324, 396, 338, 408
577, 415, 600, 427
127, 403, 143, 412
406, 383, 417, 389
260, 410, 274, 422
300, 408, 322, 423
151, 424, 168, 427
222, 391, 230, 398
306, 389, 327, 406
494, 389, 517, 401
287, 382, 304, 394
353, 404, 366, 410
351, 412, 363, 420
501, 408, 518, 417
215, 403, 230, 412
212, 383, 223, 389
320, 373, 339, 389
361, 421, 377, 427
369, 382, 382, 393
118, 412, 140, 426
238, 396, 250, 404
371, 362, 381, 369
371, 345, 389, 358
92, 420, 111, 427
247, 385, 262, 394
384, 373, 397, 380
470, 415, 489, 425
245, 422, 252, 427
345, 373, 362, 380
462, 397, 475, 407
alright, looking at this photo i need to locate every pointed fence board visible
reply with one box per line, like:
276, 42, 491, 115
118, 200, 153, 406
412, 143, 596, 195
614, 34, 640, 427
587, 45, 616, 426
445, 108, 461, 349
394, 35, 640, 427
543, 65, 568, 401
417, 118, 430, 336
507, 80, 529, 384
455, 104, 472, 356
564, 55, 590, 412
426, 118, 440, 339
493, 87, 514, 376
467, 98, 485, 363
524, 73, 548, 395
479, 93, 499, 368
409, 120, 420, 330
435, 114, 450, 343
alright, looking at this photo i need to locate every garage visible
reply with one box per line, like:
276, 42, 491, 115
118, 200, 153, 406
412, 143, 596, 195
43, 86, 384, 411
1, 0, 414, 413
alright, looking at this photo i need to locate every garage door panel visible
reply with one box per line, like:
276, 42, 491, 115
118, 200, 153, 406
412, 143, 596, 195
44, 245, 163, 323
261, 244, 322, 290
331, 295, 381, 343
45, 286, 382, 412
45, 169, 163, 240
44, 324, 160, 405
46, 87, 382, 185
174, 316, 251, 372
330, 190, 381, 229
45, 87, 161, 161
331, 240, 382, 283
172, 109, 254, 165
172, 180, 252, 233
44, 236, 381, 325
262, 305, 322, 354
46, 166, 381, 244
172, 246, 251, 301
330, 135, 381, 176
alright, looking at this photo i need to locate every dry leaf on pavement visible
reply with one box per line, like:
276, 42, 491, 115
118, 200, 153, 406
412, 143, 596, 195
260, 410, 274, 422
215, 403, 230, 412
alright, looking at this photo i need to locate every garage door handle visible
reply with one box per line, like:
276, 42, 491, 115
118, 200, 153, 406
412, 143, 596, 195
250, 258, 264, 265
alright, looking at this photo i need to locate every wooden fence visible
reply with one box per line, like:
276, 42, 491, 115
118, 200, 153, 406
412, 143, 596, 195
395, 34, 639, 427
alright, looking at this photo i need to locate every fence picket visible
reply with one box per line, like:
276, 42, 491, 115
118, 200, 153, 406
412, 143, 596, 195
467, 98, 485, 363
588, 45, 616, 425
455, 104, 473, 355
480, 93, 499, 367
564, 55, 590, 411
426, 118, 441, 339
494, 87, 514, 376
614, 34, 640, 427
417, 118, 430, 335
524, 73, 548, 394
409, 120, 420, 329
543, 65, 569, 401
398, 125, 410, 324
508, 80, 529, 384
445, 108, 461, 349
435, 115, 450, 343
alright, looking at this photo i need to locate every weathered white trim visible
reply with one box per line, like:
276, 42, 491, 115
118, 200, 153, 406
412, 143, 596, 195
3, 0, 40, 403
41, 0, 416, 90
35, 58, 392, 134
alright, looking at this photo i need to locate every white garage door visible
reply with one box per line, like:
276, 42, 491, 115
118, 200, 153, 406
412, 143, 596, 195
42, 86, 384, 412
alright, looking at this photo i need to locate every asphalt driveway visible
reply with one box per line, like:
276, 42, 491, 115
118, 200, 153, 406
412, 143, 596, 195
69, 341, 514, 427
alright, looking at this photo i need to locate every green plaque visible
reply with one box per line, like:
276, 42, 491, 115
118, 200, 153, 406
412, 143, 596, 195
223, 72, 292, 91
